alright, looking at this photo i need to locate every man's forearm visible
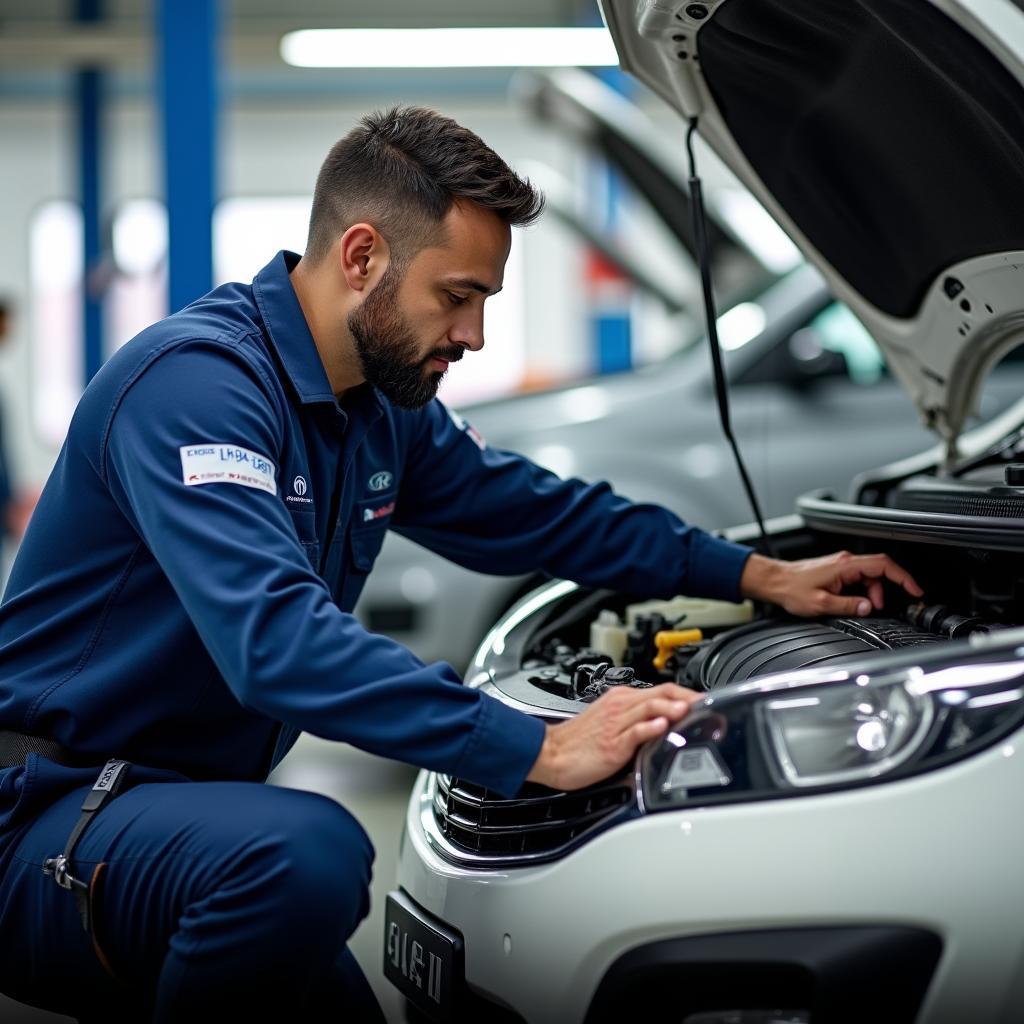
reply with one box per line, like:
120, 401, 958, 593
738, 552, 786, 604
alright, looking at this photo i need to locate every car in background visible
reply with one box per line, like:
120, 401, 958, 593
387, 1, 1024, 1022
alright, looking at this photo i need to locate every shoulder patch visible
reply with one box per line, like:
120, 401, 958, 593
180, 444, 277, 495
444, 404, 486, 451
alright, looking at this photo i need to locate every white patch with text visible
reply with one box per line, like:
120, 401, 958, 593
180, 444, 277, 496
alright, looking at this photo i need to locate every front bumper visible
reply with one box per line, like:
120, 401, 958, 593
397, 734, 1024, 1024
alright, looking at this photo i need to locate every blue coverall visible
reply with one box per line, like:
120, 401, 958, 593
0, 251, 752, 1020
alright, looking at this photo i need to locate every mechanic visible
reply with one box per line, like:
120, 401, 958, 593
0, 107, 922, 1022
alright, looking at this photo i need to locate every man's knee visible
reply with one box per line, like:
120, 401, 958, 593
250, 792, 374, 931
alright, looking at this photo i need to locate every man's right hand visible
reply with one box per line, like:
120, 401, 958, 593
525, 683, 704, 791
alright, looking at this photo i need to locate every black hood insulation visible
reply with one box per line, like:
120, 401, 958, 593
699, 0, 1024, 318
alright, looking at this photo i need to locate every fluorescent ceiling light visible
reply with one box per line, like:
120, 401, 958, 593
281, 27, 619, 69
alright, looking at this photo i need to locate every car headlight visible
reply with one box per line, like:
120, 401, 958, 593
639, 641, 1024, 812
760, 675, 934, 788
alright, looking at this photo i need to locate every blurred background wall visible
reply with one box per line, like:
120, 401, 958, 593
0, 0, 718, 506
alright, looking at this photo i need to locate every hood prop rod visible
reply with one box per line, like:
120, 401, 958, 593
685, 117, 775, 557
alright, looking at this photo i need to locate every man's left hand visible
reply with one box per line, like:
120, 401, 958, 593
740, 550, 923, 618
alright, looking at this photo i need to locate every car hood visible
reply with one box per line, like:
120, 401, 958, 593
600, 0, 1024, 459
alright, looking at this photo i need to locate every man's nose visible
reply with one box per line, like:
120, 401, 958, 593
449, 311, 485, 353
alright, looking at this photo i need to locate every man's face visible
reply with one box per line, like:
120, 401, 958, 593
348, 201, 510, 409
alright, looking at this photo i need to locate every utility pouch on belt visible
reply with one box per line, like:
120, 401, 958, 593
42, 759, 131, 938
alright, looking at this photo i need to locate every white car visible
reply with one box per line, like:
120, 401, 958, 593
387, 2, 1024, 1022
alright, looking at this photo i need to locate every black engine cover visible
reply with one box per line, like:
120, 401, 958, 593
689, 617, 943, 690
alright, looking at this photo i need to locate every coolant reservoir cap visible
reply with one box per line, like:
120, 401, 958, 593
1005, 463, 1024, 487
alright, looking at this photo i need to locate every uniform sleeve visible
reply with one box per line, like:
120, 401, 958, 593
392, 401, 753, 601
102, 341, 544, 797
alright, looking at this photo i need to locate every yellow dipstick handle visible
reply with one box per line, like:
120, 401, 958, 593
653, 629, 704, 672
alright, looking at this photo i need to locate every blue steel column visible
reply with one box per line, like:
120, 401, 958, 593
77, 0, 104, 383
588, 66, 635, 376
157, 0, 220, 314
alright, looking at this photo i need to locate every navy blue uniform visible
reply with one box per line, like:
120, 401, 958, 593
0, 251, 751, 1018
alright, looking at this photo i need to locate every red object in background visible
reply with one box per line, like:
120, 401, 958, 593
585, 249, 633, 375
7, 487, 41, 540
585, 250, 630, 286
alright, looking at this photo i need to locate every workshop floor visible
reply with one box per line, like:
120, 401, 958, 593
0, 736, 416, 1023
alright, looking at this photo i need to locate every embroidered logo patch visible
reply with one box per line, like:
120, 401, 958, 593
286, 474, 313, 505
368, 471, 393, 492
180, 444, 277, 496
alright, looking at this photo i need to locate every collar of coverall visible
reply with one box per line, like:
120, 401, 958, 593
252, 250, 385, 424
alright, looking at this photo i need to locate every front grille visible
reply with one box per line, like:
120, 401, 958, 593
432, 772, 634, 861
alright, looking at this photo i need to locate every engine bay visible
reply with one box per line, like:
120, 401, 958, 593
478, 421, 1024, 718
509, 533, 1024, 708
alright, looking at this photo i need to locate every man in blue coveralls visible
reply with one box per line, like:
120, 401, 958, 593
0, 107, 922, 1021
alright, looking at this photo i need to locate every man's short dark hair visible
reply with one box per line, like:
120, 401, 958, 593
305, 106, 544, 265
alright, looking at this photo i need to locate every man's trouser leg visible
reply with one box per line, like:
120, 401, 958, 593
0, 779, 384, 1022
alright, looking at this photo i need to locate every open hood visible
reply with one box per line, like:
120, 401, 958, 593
600, 0, 1024, 460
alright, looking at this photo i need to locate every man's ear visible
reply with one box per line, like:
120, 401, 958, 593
338, 223, 390, 294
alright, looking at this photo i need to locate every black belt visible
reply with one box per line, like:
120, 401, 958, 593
0, 729, 98, 769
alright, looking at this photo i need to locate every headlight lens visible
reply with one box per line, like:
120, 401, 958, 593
640, 648, 1024, 812
760, 679, 933, 788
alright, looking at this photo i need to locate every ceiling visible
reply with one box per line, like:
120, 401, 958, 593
0, 0, 603, 72
0, 0, 596, 28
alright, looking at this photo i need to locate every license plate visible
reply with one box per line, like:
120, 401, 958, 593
384, 890, 464, 1021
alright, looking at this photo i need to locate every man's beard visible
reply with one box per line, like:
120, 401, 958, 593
348, 265, 463, 409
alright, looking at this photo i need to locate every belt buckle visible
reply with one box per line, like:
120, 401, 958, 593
42, 854, 79, 890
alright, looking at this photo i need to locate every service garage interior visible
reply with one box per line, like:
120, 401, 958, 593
2, 2, 1023, 1022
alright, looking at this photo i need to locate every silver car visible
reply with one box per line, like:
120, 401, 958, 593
388, 1, 1024, 1022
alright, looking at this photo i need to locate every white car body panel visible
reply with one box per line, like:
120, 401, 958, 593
400, 735, 1024, 1023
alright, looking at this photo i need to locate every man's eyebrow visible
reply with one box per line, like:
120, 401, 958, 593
444, 277, 502, 296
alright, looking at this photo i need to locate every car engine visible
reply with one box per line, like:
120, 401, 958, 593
517, 597, 1012, 703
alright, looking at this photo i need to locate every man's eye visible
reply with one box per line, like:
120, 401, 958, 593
446, 292, 468, 306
